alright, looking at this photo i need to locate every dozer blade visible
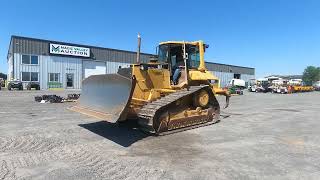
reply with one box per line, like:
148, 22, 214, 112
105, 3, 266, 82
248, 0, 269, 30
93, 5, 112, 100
72, 74, 136, 122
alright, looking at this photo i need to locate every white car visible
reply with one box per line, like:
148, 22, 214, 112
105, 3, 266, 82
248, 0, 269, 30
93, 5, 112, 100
314, 81, 320, 91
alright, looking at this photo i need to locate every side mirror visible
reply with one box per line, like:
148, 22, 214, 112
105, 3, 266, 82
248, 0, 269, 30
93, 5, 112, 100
204, 44, 209, 52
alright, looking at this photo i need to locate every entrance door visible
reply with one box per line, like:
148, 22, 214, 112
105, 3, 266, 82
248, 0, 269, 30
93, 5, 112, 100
66, 73, 74, 88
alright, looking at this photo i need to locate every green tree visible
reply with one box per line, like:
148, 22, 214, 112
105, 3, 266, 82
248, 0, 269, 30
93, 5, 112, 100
302, 66, 320, 85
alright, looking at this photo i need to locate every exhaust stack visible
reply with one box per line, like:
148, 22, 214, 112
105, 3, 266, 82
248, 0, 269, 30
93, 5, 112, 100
136, 33, 141, 63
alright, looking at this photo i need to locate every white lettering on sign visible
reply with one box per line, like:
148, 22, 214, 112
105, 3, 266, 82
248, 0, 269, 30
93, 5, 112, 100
49, 43, 90, 57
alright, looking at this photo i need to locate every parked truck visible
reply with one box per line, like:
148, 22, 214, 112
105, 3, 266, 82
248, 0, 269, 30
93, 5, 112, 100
269, 79, 289, 94
255, 78, 270, 93
227, 79, 246, 95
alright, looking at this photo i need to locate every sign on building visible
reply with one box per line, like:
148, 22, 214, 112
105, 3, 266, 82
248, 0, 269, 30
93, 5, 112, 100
49, 43, 90, 57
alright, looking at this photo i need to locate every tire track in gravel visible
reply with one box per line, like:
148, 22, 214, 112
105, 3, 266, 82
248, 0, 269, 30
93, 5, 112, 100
1, 152, 61, 180
0, 160, 10, 180
0, 160, 17, 180
1, 135, 166, 180
0, 134, 68, 180
53, 145, 140, 179
46, 143, 166, 179
0, 135, 65, 154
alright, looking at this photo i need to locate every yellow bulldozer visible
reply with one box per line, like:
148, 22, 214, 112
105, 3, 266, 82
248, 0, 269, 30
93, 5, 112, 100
71, 39, 230, 135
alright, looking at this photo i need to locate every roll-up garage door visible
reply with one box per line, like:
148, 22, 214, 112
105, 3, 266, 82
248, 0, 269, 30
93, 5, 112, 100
83, 61, 106, 79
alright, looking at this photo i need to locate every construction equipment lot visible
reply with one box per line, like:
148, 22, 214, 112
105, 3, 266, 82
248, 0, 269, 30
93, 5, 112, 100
0, 91, 319, 180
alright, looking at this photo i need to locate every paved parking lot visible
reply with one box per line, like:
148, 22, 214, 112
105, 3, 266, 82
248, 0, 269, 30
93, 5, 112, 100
0, 90, 319, 180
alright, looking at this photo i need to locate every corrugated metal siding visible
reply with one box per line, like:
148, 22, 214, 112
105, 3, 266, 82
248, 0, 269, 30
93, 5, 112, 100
91, 48, 151, 64
14, 53, 82, 89
106, 61, 131, 74
7, 55, 13, 80
210, 71, 234, 88
210, 71, 255, 88
11, 36, 153, 64
44, 56, 82, 89
240, 74, 255, 86
206, 62, 254, 75
13, 53, 40, 88
13, 38, 48, 56
9, 36, 255, 90
10, 36, 254, 74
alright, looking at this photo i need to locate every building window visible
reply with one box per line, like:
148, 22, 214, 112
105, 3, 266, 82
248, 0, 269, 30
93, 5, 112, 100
21, 55, 39, 65
22, 72, 30, 81
22, 72, 39, 81
31, 72, 38, 81
234, 74, 241, 79
49, 73, 60, 82
22, 55, 30, 64
31, 56, 39, 64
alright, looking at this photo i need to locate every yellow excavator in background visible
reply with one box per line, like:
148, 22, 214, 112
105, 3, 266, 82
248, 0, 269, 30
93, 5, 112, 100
71, 38, 230, 134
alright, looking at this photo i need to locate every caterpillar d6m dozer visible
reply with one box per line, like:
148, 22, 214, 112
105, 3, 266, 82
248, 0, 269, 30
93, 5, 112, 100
71, 39, 230, 135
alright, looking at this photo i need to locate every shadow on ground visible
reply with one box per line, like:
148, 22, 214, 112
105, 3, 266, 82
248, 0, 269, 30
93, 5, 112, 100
79, 121, 150, 147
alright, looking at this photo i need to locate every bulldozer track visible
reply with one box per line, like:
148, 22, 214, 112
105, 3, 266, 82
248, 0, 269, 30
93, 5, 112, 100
137, 85, 217, 135
138, 86, 205, 119
153, 121, 217, 136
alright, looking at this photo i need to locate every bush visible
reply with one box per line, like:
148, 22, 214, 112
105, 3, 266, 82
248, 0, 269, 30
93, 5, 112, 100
48, 82, 62, 88
302, 66, 320, 86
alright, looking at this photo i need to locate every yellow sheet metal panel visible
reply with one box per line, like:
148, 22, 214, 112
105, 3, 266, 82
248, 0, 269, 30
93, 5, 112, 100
189, 70, 218, 81
198, 41, 206, 71
147, 69, 171, 89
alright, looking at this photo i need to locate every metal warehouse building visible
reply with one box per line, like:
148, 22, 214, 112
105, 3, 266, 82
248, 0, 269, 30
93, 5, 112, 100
7, 36, 255, 89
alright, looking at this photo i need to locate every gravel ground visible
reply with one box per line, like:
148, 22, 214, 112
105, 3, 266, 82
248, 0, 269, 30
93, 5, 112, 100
0, 90, 319, 180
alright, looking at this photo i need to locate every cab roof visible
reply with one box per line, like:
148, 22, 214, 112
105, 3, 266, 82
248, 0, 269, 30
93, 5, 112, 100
159, 41, 203, 45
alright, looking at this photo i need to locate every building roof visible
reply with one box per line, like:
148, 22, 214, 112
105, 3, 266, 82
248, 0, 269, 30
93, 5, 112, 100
8, 35, 255, 75
266, 75, 302, 79
10, 35, 154, 56
206, 61, 254, 70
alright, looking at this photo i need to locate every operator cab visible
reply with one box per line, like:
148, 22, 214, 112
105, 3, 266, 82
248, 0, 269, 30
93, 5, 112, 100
157, 42, 207, 85
158, 43, 202, 70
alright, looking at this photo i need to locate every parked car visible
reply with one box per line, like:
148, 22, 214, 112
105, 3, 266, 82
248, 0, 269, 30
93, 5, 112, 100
27, 82, 40, 90
314, 81, 320, 91
255, 78, 270, 93
0, 78, 4, 88
8, 80, 23, 90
